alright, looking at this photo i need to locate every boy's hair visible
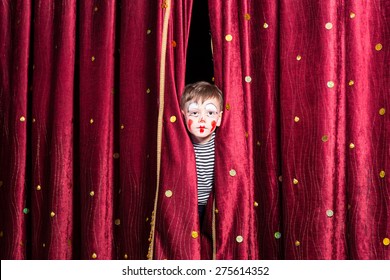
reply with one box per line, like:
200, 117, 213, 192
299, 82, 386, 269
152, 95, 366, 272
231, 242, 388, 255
180, 81, 223, 111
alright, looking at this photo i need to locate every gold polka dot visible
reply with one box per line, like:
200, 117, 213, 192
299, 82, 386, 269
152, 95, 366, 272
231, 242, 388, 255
380, 170, 385, 178
379, 108, 386, 115
225, 103, 231, 110
349, 143, 355, 149
171, 40, 177, 48
327, 81, 335, 88
254, 201, 259, 207
165, 190, 173, 198
113, 153, 120, 159
322, 135, 329, 142
294, 116, 300, 122
383, 238, 390, 246
147, 29, 151, 35
50, 211, 55, 217
326, 209, 334, 217
146, 88, 151, 94
245, 132, 249, 138
325, 22, 333, 30
245, 76, 252, 83
263, 23, 269, 29
295, 240, 301, 246
36, 185, 41, 191
375, 43, 383, 51
256, 141, 261, 146
293, 178, 298, 185
120, 124, 125, 130
0, 181, 3, 187
236, 235, 244, 243
350, 12, 356, 19
215, 208, 219, 214
170, 116, 177, 123
212, 77, 215, 82
32, 118, 36, 123
92, 253, 97, 259
225, 34, 233, 42
124, 254, 128, 259
0, 231, 3, 237
91, 56, 95, 62
114, 219, 121, 226
146, 217, 149, 222
90, 118, 94, 124
90, 191, 95, 196
191, 231, 199, 239
348, 80, 354, 86
278, 175, 283, 182
42, 243, 46, 247
20, 116, 26, 122
244, 14, 251, 20
296, 55, 302, 61
229, 169, 237, 177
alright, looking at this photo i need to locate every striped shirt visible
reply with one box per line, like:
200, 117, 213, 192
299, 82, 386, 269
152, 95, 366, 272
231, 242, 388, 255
193, 133, 215, 205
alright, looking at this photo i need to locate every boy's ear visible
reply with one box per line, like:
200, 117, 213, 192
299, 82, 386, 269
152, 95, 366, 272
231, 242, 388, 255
216, 111, 223, 127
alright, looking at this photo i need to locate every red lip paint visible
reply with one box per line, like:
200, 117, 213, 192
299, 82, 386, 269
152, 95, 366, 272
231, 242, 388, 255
200, 126, 205, 133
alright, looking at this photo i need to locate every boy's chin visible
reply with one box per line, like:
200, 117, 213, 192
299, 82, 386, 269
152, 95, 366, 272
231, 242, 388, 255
190, 133, 212, 144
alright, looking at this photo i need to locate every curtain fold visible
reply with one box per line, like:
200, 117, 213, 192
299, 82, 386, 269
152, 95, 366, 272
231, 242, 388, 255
30, 0, 76, 259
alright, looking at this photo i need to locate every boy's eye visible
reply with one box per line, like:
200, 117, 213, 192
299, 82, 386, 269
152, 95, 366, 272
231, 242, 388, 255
207, 111, 217, 117
189, 112, 199, 117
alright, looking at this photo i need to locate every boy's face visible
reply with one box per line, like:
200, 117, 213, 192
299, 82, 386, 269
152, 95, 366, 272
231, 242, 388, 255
181, 97, 222, 144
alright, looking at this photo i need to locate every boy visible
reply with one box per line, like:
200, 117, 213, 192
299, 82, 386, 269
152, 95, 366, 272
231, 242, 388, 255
180, 81, 223, 222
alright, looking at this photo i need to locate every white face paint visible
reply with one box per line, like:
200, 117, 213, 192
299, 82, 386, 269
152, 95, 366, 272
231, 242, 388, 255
188, 102, 199, 111
205, 103, 218, 112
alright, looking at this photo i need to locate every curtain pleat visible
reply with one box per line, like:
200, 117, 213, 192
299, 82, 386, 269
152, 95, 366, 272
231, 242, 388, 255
0, 0, 31, 259
30, 0, 76, 259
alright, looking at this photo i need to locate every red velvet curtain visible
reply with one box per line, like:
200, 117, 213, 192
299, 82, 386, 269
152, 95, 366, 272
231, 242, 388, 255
1, 0, 389, 260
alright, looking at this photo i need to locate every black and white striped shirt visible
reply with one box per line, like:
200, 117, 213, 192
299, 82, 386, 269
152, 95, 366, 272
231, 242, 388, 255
193, 133, 215, 206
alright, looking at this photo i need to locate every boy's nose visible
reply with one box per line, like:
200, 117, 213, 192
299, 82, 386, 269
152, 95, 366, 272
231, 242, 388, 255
198, 115, 206, 122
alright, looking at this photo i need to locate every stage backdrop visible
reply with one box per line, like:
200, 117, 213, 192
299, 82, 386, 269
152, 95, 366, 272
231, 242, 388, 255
0, 0, 389, 260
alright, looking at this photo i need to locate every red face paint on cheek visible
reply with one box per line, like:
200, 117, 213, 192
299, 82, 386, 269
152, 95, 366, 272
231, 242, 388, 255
188, 119, 193, 131
211, 121, 217, 132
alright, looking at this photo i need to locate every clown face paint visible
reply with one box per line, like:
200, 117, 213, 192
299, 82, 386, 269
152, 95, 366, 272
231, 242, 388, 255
181, 97, 222, 144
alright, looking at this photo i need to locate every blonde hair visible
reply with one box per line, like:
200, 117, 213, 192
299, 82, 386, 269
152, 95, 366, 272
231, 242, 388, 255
180, 81, 223, 111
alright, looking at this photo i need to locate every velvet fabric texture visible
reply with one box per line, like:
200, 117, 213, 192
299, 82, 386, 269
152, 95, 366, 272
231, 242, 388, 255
0, 0, 389, 260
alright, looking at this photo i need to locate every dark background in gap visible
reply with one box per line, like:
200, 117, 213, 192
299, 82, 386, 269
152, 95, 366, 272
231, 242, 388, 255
185, 0, 214, 85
